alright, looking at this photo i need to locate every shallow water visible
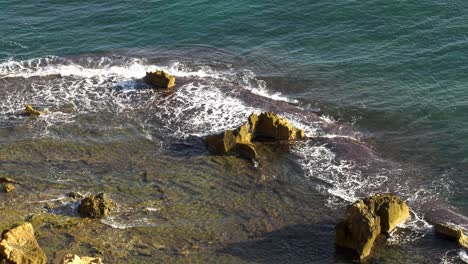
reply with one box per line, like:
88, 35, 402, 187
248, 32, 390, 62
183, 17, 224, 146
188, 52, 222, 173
1, 1, 468, 263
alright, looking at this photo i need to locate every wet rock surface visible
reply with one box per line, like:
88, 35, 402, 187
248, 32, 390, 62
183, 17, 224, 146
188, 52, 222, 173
24, 105, 45, 116
0, 223, 47, 264
206, 112, 304, 159
435, 222, 468, 248
78, 193, 116, 219
335, 194, 409, 260
143, 70, 175, 88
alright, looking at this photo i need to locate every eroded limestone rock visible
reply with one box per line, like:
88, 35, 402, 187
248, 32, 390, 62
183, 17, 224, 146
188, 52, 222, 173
435, 222, 468, 248
0, 223, 47, 264
78, 193, 115, 218
143, 70, 175, 88
335, 194, 409, 260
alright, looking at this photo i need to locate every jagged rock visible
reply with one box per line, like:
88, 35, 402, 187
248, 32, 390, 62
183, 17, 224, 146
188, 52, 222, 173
206, 123, 256, 160
363, 194, 410, 233
249, 112, 305, 140
4, 183, 15, 193
25, 105, 44, 116
336, 194, 410, 260
206, 112, 304, 159
0, 223, 47, 264
336, 199, 381, 260
78, 193, 115, 218
58, 254, 102, 264
143, 70, 175, 88
435, 222, 468, 248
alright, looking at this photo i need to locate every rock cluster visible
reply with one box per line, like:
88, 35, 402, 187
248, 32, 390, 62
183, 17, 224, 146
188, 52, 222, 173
59, 254, 102, 264
335, 194, 409, 260
78, 193, 115, 219
435, 222, 468, 248
206, 112, 305, 160
0, 223, 47, 264
143, 70, 175, 88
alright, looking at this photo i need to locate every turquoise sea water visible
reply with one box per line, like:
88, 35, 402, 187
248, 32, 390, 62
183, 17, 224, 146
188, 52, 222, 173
1, 0, 468, 263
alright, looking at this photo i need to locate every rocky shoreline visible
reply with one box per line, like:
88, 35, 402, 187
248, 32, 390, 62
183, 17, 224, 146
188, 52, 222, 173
1, 71, 467, 263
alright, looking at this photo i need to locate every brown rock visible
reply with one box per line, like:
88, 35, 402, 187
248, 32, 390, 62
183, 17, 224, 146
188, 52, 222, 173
4, 183, 15, 193
25, 105, 44, 116
249, 112, 305, 141
363, 194, 410, 233
336, 194, 410, 260
206, 123, 255, 160
58, 254, 102, 264
206, 112, 304, 160
143, 70, 175, 88
0, 223, 47, 264
78, 193, 115, 218
336, 200, 381, 260
435, 222, 468, 248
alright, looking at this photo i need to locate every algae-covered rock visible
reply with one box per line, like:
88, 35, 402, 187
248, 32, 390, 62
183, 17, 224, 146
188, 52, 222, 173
78, 193, 115, 219
435, 222, 468, 248
336, 199, 381, 260
4, 183, 15, 193
336, 194, 409, 260
25, 105, 45, 116
58, 254, 102, 264
249, 112, 305, 141
143, 70, 175, 88
0, 223, 47, 264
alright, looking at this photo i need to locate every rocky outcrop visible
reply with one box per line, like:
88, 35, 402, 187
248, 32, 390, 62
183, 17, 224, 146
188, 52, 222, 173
249, 112, 305, 140
435, 222, 468, 248
143, 70, 175, 88
78, 193, 115, 218
206, 123, 257, 159
58, 254, 102, 264
335, 194, 410, 260
25, 105, 44, 116
0, 223, 47, 264
206, 112, 304, 159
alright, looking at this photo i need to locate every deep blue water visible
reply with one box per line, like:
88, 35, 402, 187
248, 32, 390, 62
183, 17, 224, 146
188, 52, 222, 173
1, 0, 468, 263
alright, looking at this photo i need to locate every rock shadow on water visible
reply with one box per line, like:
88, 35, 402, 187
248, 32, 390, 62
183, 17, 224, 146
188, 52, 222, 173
218, 223, 354, 263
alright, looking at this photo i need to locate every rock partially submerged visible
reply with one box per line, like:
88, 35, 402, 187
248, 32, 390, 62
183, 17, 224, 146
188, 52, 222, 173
25, 105, 45, 116
0, 223, 47, 264
78, 193, 116, 219
335, 194, 409, 260
143, 70, 175, 89
206, 112, 305, 160
58, 254, 103, 264
435, 222, 468, 248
